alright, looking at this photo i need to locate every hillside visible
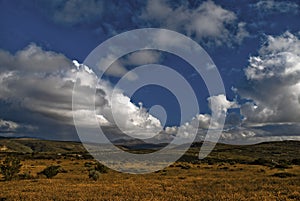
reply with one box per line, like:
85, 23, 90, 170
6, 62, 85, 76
181, 141, 300, 165
0, 137, 299, 165
0, 137, 86, 153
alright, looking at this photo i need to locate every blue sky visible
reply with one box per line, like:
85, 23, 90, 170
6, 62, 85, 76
0, 0, 299, 144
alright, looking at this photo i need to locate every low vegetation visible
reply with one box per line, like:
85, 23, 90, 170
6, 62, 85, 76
88, 170, 101, 181
271, 172, 297, 178
38, 165, 61, 179
0, 157, 22, 181
0, 139, 299, 200
94, 162, 109, 174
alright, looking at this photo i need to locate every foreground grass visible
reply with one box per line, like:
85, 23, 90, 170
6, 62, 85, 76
0, 158, 299, 201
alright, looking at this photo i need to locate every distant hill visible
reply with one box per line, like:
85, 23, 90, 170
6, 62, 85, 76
0, 137, 299, 165
181, 140, 300, 165
0, 137, 86, 153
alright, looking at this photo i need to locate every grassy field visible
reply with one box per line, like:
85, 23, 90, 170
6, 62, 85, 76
0, 140, 300, 200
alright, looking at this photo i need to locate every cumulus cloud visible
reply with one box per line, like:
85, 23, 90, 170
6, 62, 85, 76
196, 31, 300, 144
240, 32, 300, 123
208, 94, 238, 115
163, 81, 300, 144
2, 32, 300, 144
206, 31, 300, 144
163, 95, 239, 143
0, 45, 163, 140
140, 0, 248, 46
0, 44, 73, 72
92, 81, 163, 139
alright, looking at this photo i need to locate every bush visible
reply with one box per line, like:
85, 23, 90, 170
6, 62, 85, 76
88, 170, 101, 181
0, 157, 22, 181
84, 162, 93, 168
87, 162, 108, 181
94, 163, 108, 174
219, 166, 229, 170
175, 164, 191, 170
39, 165, 60, 179
251, 158, 272, 166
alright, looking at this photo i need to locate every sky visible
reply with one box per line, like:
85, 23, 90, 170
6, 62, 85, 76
0, 0, 299, 144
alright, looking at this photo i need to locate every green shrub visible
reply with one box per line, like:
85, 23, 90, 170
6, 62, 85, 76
175, 164, 191, 170
87, 162, 108, 181
0, 157, 22, 181
219, 166, 229, 170
88, 170, 100, 181
94, 163, 108, 173
251, 158, 272, 166
84, 162, 93, 168
39, 165, 60, 179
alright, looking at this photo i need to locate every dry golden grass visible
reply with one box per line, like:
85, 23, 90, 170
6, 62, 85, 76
0, 158, 299, 201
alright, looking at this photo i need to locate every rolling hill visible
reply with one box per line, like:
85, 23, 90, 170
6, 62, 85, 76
0, 137, 299, 165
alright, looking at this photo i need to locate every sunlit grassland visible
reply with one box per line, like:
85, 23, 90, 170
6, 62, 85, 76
0, 158, 299, 201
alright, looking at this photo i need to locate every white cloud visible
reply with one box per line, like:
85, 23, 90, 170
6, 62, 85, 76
236, 22, 249, 44
141, 0, 172, 22
2, 31, 300, 143
0, 119, 19, 132
125, 51, 161, 66
0, 44, 73, 72
98, 85, 163, 139
215, 32, 300, 143
254, 0, 299, 14
0, 119, 37, 136
164, 95, 238, 143
196, 114, 211, 130
141, 0, 248, 46
220, 122, 300, 145
0, 45, 163, 139
165, 126, 177, 135
208, 94, 238, 115
240, 32, 300, 123
97, 54, 130, 77
97, 50, 161, 80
